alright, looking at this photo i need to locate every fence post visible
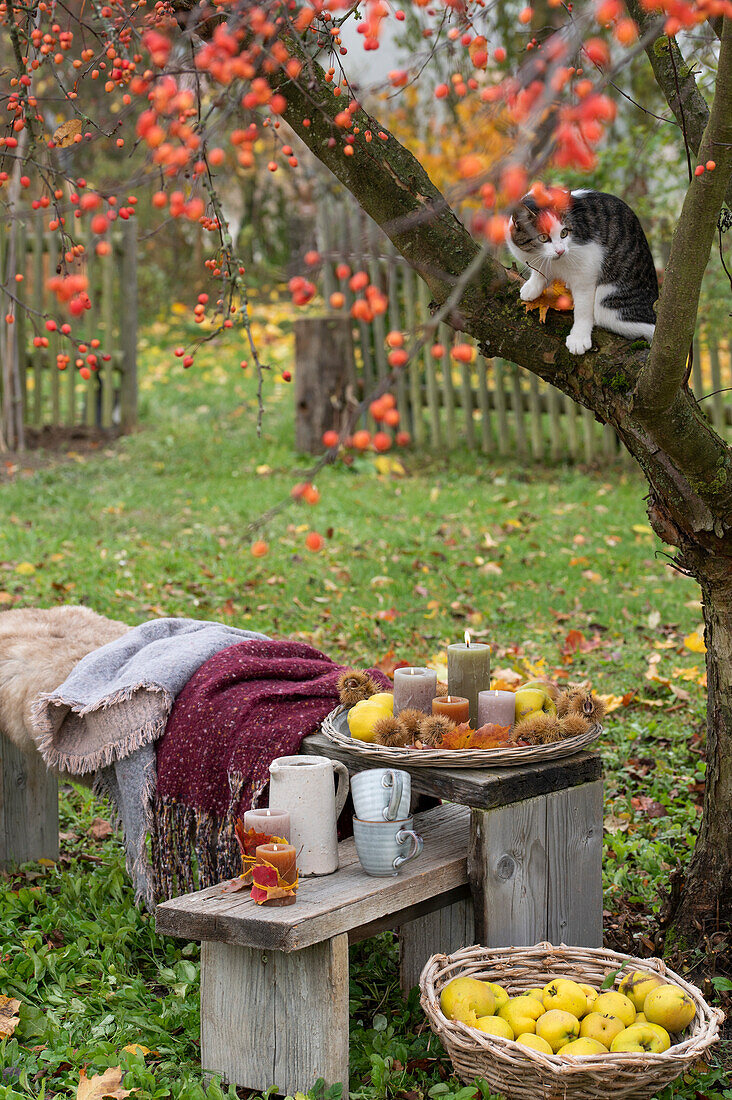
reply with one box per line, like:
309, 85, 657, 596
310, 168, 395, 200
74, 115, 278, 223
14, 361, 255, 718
294, 315, 356, 454
120, 219, 138, 431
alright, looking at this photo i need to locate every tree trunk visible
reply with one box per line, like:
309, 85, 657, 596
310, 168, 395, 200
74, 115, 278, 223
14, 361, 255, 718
668, 552, 732, 937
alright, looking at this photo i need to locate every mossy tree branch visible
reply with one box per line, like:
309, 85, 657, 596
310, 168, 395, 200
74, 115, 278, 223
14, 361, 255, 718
626, 0, 732, 207
634, 18, 732, 423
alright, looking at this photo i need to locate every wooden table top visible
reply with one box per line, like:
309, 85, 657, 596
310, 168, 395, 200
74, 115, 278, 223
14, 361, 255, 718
302, 733, 602, 811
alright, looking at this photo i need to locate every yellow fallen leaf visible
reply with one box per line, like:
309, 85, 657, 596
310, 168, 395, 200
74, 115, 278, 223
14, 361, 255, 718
77, 1067, 137, 1100
14, 561, 36, 575
374, 456, 406, 476
0, 996, 21, 1039
522, 280, 573, 323
632, 524, 654, 535
122, 1045, 152, 1056
52, 118, 82, 148
684, 631, 706, 654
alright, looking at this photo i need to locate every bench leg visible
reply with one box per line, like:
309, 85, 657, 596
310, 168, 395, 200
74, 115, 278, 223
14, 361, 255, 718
399, 896, 474, 995
468, 779, 603, 948
200, 934, 350, 1095
0, 735, 59, 868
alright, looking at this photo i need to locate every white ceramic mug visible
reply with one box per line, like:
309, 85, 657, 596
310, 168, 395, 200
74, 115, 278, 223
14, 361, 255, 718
268, 755, 350, 876
352, 815, 423, 877
351, 768, 411, 822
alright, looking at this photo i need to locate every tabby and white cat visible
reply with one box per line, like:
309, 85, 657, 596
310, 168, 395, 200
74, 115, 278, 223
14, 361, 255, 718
507, 189, 658, 355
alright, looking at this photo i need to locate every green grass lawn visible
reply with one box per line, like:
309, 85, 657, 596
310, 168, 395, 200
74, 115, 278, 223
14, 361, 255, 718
1, 314, 729, 1099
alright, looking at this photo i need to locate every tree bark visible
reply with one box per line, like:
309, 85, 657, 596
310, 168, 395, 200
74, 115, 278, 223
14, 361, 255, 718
667, 551, 732, 939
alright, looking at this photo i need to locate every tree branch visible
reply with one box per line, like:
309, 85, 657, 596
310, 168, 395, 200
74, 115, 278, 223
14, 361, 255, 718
634, 17, 732, 421
626, 0, 732, 207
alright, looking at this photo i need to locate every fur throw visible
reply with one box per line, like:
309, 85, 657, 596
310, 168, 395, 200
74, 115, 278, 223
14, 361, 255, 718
0, 605, 129, 758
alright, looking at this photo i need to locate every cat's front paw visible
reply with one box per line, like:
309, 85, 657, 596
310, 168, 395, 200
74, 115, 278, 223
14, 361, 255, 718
566, 330, 593, 355
520, 279, 543, 303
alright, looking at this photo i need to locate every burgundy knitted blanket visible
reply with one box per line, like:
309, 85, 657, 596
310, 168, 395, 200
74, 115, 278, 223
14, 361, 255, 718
152, 638, 388, 899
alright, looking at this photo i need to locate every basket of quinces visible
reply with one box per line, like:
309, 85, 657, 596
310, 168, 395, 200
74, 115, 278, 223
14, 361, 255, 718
420, 942, 723, 1100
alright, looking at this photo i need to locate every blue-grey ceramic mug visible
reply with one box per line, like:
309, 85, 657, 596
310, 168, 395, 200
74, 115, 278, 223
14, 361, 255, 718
352, 815, 423, 877
351, 768, 411, 821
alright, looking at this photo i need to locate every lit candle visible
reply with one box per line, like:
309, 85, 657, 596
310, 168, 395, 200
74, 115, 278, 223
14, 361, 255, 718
254, 842, 298, 907
393, 667, 438, 715
477, 689, 516, 729
243, 808, 291, 840
431, 695, 470, 724
447, 632, 491, 726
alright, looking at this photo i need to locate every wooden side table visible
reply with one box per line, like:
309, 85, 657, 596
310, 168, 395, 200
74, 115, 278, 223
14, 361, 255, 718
302, 733, 604, 950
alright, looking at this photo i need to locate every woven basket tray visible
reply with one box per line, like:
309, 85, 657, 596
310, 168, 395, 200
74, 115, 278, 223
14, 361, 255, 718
420, 942, 724, 1100
320, 705, 602, 768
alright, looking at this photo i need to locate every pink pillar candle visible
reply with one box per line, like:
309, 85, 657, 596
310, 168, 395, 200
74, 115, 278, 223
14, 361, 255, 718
477, 690, 516, 729
243, 808, 291, 840
393, 667, 438, 715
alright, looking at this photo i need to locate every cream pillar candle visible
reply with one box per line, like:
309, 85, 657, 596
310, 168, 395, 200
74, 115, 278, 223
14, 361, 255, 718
447, 632, 491, 726
393, 667, 438, 715
243, 807, 291, 840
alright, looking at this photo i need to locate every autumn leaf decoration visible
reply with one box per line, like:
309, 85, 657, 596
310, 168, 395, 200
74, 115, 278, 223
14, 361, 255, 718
76, 1067, 137, 1100
251, 860, 299, 905
522, 280, 574, 323
222, 821, 289, 891
440, 722, 513, 750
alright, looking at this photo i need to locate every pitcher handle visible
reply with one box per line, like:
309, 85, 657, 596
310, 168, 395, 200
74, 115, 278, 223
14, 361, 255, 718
333, 760, 350, 819
393, 829, 423, 870
382, 770, 403, 822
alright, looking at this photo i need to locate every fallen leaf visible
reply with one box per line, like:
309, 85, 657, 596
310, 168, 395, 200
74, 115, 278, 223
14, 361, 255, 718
632, 795, 668, 818
0, 995, 21, 1039
14, 561, 36, 575
53, 118, 83, 147
440, 722, 473, 749
604, 812, 631, 834
468, 723, 513, 749
88, 818, 113, 840
77, 1067, 137, 1100
490, 667, 523, 688
372, 649, 410, 678
684, 631, 706, 654
122, 1045, 152, 1057
522, 280, 573, 323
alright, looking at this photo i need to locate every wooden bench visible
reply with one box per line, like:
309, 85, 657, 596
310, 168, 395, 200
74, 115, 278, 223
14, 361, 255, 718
155, 802, 472, 1096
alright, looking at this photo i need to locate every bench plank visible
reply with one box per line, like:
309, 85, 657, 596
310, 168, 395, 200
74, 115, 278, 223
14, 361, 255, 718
201, 934, 349, 1095
302, 733, 602, 810
156, 803, 470, 952
0, 735, 59, 868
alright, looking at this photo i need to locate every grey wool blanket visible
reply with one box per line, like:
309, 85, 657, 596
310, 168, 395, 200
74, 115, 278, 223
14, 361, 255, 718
32, 618, 268, 906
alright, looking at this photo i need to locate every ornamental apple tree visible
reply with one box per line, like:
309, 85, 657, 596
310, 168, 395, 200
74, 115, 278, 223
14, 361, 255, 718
1, 0, 731, 942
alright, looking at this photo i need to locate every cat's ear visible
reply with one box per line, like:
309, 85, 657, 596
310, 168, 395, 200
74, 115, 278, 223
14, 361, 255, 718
519, 201, 538, 220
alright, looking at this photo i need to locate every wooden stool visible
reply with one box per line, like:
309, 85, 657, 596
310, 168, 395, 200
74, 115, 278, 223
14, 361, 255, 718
0, 733, 58, 868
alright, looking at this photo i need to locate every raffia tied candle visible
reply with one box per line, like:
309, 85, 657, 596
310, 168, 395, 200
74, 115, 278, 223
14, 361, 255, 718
393, 667, 438, 716
254, 842, 298, 907
447, 632, 491, 725
432, 695, 470, 724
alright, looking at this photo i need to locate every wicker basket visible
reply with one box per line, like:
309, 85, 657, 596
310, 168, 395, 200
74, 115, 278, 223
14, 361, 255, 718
420, 942, 724, 1100
320, 705, 602, 768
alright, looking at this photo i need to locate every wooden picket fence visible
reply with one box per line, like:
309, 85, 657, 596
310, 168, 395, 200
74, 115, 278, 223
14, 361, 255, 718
315, 202, 730, 464
0, 214, 137, 451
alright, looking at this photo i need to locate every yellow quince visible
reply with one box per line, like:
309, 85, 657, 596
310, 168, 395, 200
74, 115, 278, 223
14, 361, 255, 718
348, 693, 394, 742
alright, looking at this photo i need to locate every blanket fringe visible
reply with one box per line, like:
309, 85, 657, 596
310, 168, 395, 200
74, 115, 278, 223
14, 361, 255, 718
152, 774, 253, 899
30, 684, 172, 775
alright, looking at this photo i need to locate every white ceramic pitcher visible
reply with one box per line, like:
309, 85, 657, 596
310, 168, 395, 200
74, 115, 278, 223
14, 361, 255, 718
268, 755, 350, 876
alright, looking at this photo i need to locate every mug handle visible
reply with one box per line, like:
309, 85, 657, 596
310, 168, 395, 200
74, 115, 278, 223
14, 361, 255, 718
382, 770, 403, 822
333, 760, 350, 818
393, 829, 423, 870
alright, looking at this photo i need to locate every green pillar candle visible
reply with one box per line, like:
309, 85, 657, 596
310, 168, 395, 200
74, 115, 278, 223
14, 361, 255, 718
447, 633, 491, 725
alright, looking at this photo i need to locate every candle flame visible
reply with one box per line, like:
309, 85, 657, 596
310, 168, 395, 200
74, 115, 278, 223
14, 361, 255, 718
447, 695, 452, 703
465, 630, 471, 647
409, 668, 415, 675
273, 844, 278, 852
265, 809, 271, 815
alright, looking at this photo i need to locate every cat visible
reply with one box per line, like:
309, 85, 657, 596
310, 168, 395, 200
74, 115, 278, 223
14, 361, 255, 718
506, 189, 658, 355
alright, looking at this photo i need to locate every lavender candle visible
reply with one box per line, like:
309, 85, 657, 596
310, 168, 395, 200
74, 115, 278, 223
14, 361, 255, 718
478, 690, 516, 729
393, 667, 438, 716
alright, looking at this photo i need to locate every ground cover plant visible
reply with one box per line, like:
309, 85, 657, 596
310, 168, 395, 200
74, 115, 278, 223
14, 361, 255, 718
1, 323, 730, 1098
